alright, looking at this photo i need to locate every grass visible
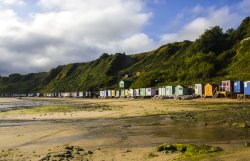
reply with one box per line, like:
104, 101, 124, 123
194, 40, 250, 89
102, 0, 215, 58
156, 143, 222, 160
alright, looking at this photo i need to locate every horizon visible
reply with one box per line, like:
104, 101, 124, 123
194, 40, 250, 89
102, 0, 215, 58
0, 0, 249, 76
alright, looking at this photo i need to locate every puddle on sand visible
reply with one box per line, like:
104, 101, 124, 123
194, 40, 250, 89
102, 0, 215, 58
33, 115, 250, 147
151, 124, 250, 143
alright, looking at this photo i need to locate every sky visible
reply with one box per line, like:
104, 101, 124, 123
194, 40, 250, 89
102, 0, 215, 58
0, 0, 249, 76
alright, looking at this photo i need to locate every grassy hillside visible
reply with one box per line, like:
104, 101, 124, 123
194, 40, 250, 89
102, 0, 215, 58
0, 17, 250, 94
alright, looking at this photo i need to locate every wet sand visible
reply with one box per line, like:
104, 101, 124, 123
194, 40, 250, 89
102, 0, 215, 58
0, 98, 250, 160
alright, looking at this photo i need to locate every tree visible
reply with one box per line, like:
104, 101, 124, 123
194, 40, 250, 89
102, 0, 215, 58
195, 26, 226, 54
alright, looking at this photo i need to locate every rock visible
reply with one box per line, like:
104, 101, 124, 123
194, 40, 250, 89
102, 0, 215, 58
231, 122, 248, 128
148, 152, 158, 158
238, 123, 248, 128
123, 125, 131, 128
185, 112, 193, 117
87, 151, 93, 155
244, 141, 250, 147
204, 122, 208, 126
231, 122, 238, 127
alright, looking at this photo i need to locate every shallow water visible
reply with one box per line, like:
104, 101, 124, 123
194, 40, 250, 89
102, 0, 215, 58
0, 99, 49, 111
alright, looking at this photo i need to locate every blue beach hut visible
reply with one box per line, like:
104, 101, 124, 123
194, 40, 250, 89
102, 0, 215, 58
234, 81, 244, 94
244, 81, 250, 95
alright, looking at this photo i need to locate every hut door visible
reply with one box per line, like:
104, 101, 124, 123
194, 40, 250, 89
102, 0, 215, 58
179, 88, 183, 95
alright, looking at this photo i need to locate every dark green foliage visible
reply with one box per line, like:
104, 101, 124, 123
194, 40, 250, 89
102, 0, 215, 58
0, 17, 250, 93
195, 26, 227, 54
9, 73, 22, 78
0, 72, 46, 93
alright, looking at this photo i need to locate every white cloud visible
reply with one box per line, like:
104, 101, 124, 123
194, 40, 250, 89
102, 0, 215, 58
120, 33, 156, 53
0, 0, 25, 7
0, 0, 153, 75
161, 6, 240, 43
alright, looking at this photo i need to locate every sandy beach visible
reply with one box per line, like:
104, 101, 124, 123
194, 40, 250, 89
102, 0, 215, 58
0, 97, 250, 160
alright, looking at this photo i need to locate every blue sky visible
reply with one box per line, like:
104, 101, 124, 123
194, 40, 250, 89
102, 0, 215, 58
143, 0, 249, 41
0, 0, 249, 75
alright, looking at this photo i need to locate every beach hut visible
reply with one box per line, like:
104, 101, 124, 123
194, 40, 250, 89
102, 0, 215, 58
158, 87, 166, 96
129, 89, 135, 97
125, 89, 130, 97
107, 90, 112, 97
111, 90, 116, 97
158, 87, 162, 96
120, 90, 125, 97
100, 90, 108, 97
62, 92, 68, 97
79, 92, 84, 97
99, 91, 103, 97
146, 88, 156, 97
234, 81, 244, 94
204, 83, 218, 97
88, 92, 92, 97
115, 90, 120, 97
175, 85, 189, 96
119, 80, 131, 89
244, 81, 250, 95
135, 89, 140, 97
221, 80, 234, 92
85, 92, 91, 98
140, 88, 146, 97
71, 92, 77, 98
195, 84, 204, 96
104, 90, 108, 97
65, 93, 69, 97
166, 86, 175, 96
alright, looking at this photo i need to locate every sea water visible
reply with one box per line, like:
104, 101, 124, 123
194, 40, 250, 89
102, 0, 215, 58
0, 99, 48, 111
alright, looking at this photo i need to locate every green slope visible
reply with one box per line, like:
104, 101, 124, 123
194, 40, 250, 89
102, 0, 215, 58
0, 17, 250, 94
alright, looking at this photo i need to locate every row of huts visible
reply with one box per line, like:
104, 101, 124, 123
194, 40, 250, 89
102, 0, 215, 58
44, 92, 92, 98
2, 91, 93, 98
1, 80, 250, 99
99, 80, 250, 99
